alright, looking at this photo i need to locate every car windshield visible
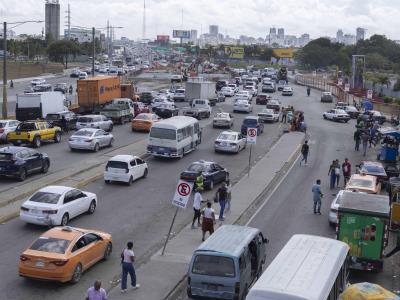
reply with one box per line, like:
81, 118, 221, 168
243, 119, 258, 126
17, 123, 36, 131
336, 109, 347, 114
74, 130, 93, 137
188, 163, 206, 172
29, 192, 61, 204
218, 133, 236, 141
30, 237, 71, 254
149, 127, 176, 140
363, 164, 385, 174
135, 114, 150, 120
348, 178, 374, 188
192, 255, 235, 277
77, 117, 93, 123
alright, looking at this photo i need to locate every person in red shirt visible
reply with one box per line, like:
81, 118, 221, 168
342, 158, 351, 187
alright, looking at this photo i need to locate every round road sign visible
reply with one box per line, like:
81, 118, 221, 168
177, 182, 191, 197
248, 128, 257, 137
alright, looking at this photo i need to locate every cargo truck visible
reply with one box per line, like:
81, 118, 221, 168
15, 92, 66, 121
185, 78, 216, 102
77, 76, 121, 113
337, 192, 390, 272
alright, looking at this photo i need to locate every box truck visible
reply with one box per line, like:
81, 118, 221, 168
77, 76, 121, 112
185, 78, 216, 102
15, 92, 66, 121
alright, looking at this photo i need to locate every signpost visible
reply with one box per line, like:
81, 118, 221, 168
162, 179, 194, 255
246, 128, 257, 176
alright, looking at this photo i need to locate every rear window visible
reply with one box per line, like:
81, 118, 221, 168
17, 123, 36, 131
188, 163, 205, 172
348, 178, 374, 188
77, 117, 93, 123
0, 153, 13, 160
46, 114, 60, 120
218, 133, 236, 141
192, 255, 235, 277
149, 127, 176, 140
243, 119, 257, 126
30, 237, 71, 254
74, 130, 93, 137
29, 192, 61, 204
106, 161, 128, 169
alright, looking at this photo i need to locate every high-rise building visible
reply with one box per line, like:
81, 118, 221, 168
277, 28, 285, 39
209, 25, 218, 37
190, 29, 198, 43
336, 29, 343, 43
356, 27, 365, 41
269, 27, 276, 35
45, 0, 60, 40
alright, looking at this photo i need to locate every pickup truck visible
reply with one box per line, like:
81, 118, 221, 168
182, 99, 212, 120
99, 103, 133, 124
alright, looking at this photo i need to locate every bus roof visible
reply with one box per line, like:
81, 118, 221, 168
247, 234, 349, 300
195, 225, 259, 258
151, 116, 198, 130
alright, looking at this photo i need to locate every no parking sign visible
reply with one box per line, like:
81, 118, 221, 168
247, 128, 257, 145
172, 180, 194, 209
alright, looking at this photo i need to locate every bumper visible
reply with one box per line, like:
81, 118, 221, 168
328, 211, 338, 224
19, 265, 71, 282
215, 144, 238, 152
213, 121, 231, 127
233, 107, 251, 112
189, 286, 235, 299
282, 92, 293, 96
104, 172, 130, 182
20, 212, 58, 226
68, 141, 94, 150
259, 115, 274, 122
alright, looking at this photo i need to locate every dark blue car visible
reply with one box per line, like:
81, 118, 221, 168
0, 146, 50, 181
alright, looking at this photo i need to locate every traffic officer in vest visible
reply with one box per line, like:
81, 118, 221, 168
196, 174, 204, 191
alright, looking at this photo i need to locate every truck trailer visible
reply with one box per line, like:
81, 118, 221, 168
185, 78, 216, 102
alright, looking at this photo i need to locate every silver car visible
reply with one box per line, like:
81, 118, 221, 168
214, 130, 247, 153
76, 115, 113, 132
0, 119, 19, 142
68, 128, 114, 152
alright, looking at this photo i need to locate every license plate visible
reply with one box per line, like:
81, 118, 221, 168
35, 261, 45, 268
159, 147, 165, 151
221, 142, 227, 146
30, 209, 40, 214
208, 284, 218, 291
17, 140, 21, 143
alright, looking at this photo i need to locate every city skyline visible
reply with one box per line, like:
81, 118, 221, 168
2, 0, 400, 41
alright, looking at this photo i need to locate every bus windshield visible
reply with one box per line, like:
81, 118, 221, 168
150, 127, 176, 140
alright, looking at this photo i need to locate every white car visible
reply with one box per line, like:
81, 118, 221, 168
151, 97, 173, 108
258, 108, 279, 123
227, 84, 239, 93
233, 100, 253, 113
282, 86, 293, 96
31, 78, 46, 86
323, 109, 350, 123
158, 89, 174, 100
173, 89, 186, 102
20, 186, 97, 226
78, 72, 88, 79
214, 131, 247, 154
0, 119, 19, 142
104, 155, 148, 185
68, 128, 114, 152
220, 87, 235, 97
235, 91, 252, 101
213, 112, 234, 128
244, 85, 258, 97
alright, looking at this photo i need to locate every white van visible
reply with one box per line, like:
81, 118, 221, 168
147, 116, 201, 158
104, 155, 148, 185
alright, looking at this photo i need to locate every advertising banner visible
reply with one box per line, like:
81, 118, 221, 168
172, 30, 191, 39
224, 46, 244, 59
272, 48, 294, 58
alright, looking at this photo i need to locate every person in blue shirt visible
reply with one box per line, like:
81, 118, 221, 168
312, 179, 323, 214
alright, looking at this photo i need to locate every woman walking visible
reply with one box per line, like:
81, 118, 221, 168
201, 202, 216, 242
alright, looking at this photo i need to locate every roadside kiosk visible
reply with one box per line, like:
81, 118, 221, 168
337, 192, 390, 272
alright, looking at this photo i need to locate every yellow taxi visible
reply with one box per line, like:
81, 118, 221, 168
345, 174, 381, 194
19, 226, 112, 283
131, 113, 159, 132
8, 120, 62, 148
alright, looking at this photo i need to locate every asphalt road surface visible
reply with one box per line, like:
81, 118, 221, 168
0, 86, 286, 300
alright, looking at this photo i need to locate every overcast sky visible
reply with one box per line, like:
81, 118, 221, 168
1, 0, 400, 41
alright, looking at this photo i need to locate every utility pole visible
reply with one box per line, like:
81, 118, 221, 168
142, 0, 146, 40
92, 27, 95, 77
2, 21, 8, 119
65, 3, 71, 39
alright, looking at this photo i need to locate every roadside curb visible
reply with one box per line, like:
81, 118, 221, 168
164, 133, 305, 300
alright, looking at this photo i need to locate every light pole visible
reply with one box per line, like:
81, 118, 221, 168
2, 20, 42, 119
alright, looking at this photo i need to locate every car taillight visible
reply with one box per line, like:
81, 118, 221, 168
20, 206, 29, 212
215, 141, 220, 145
187, 276, 191, 284
0, 129, 4, 133
230, 143, 236, 146
20, 255, 30, 262
51, 259, 69, 266
235, 282, 240, 294
42, 209, 58, 214
86, 139, 93, 142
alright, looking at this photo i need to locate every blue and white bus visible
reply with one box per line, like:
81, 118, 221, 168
147, 116, 201, 158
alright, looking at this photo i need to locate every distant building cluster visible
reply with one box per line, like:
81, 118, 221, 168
333, 27, 366, 45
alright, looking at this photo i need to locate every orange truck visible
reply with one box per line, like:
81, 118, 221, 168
77, 76, 121, 113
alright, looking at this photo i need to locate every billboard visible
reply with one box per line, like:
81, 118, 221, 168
224, 46, 244, 59
173, 30, 191, 39
273, 48, 294, 58
157, 35, 170, 42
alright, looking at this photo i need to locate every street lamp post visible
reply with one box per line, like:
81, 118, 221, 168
2, 20, 42, 119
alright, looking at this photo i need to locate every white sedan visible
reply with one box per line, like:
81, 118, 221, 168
221, 87, 235, 97
31, 78, 46, 86
258, 108, 279, 123
213, 112, 234, 128
282, 86, 293, 96
20, 186, 97, 226
68, 128, 114, 152
235, 91, 252, 101
151, 97, 174, 108
104, 155, 148, 185
323, 109, 350, 123
214, 131, 246, 153
233, 100, 253, 113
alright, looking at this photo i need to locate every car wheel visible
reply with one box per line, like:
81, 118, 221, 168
41, 160, 49, 173
108, 138, 114, 147
208, 180, 214, 190
93, 143, 100, 152
70, 263, 82, 284
127, 176, 133, 186
18, 168, 27, 181
333, 117, 337, 122
87, 200, 96, 214
103, 242, 112, 260
323, 115, 327, 119
212, 124, 216, 129
33, 136, 41, 148
108, 124, 113, 132
54, 132, 61, 143
60, 213, 69, 226
105, 180, 111, 184
142, 168, 148, 178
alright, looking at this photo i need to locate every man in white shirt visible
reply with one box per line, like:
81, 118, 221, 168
191, 188, 202, 229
